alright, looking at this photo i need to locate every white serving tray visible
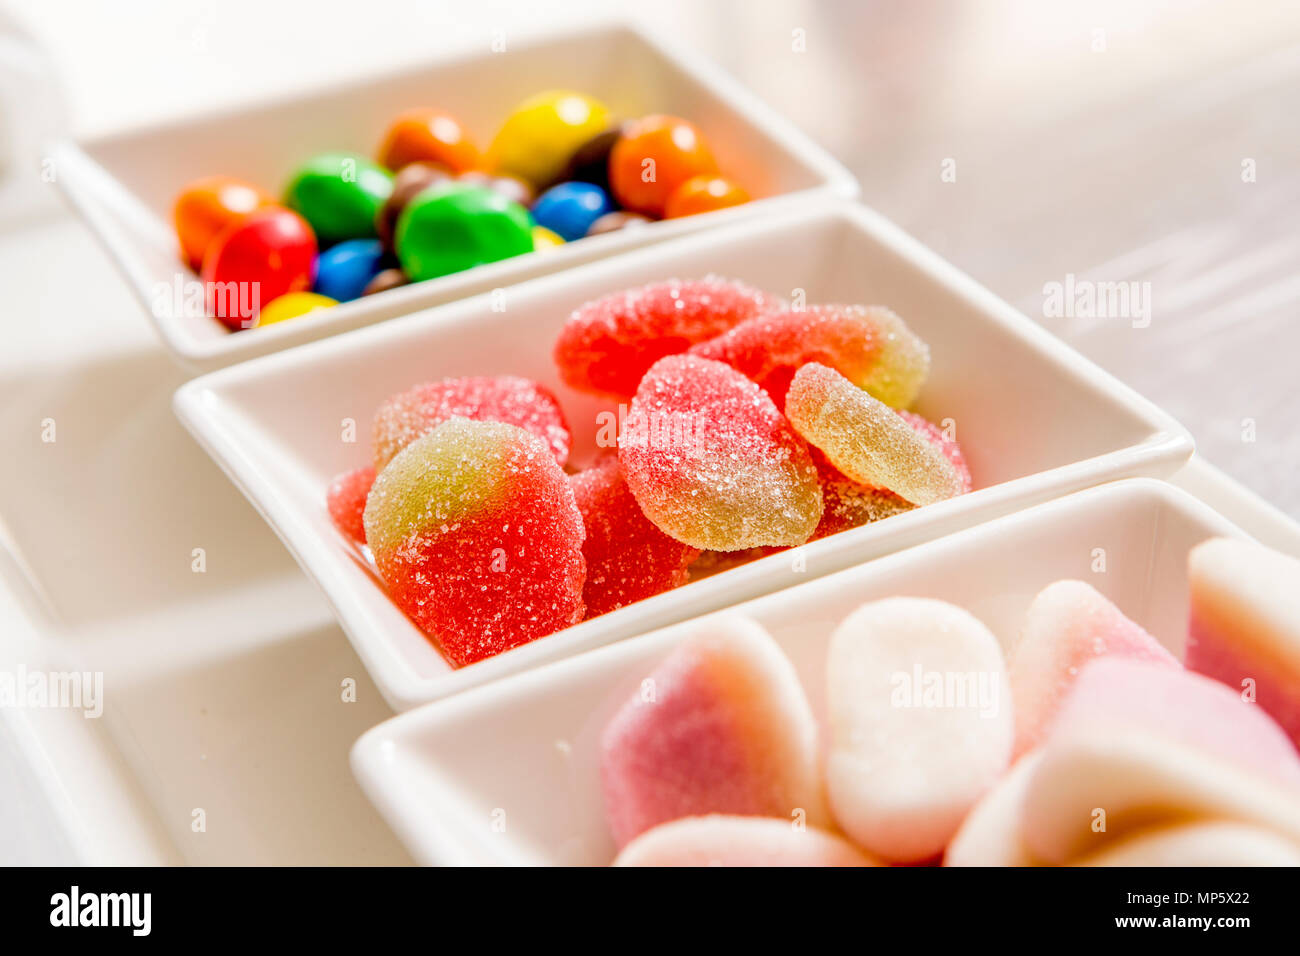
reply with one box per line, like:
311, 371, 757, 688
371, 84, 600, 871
174, 201, 1194, 713
348, 478, 1255, 866
51, 19, 857, 371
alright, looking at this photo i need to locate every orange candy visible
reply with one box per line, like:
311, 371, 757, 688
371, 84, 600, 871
609, 115, 717, 217
377, 109, 480, 173
665, 175, 750, 218
173, 176, 273, 270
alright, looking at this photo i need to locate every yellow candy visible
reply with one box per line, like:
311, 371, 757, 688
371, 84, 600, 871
487, 90, 610, 188
256, 292, 336, 326
532, 225, 565, 250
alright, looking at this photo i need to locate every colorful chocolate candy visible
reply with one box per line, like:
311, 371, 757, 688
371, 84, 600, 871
664, 174, 750, 218
256, 291, 335, 326
313, 239, 386, 302
362, 419, 586, 666
394, 183, 533, 281
173, 175, 273, 269
201, 207, 317, 329
530, 181, 613, 241
376, 162, 453, 249
487, 90, 610, 189
609, 114, 717, 217
376, 108, 480, 173
283, 152, 393, 245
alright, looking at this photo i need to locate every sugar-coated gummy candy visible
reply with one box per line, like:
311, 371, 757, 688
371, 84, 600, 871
897, 410, 972, 493
395, 182, 533, 282
326, 466, 376, 544
313, 239, 386, 302
943, 753, 1043, 867
372, 375, 570, 471
487, 90, 610, 189
1010, 580, 1177, 758
1021, 658, 1300, 863
376, 162, 453, 249
376, 108, 480, 174
619, 355, 822, 551
613, 815, 878, 867
201, 208, 317, 330
785, 363, 965, 506
825, 597, 1013, 864
810, 451, 914, 541
1186, 536, 1300, 746
599, 616, 827, 847
693, 305, 930, 409
173, 175, 273, 269
664, 174, 750, 218
283, 152, 393, 245
531, 181, 613, 242
554, 276, 780, 400
609, 115, 717, 217
362, 419, 586, 667
256, 291, 336, 326
1074, 821, 1300, 867
569, 456, 699, 617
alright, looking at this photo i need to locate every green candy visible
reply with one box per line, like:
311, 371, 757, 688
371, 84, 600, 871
284, 152, 393, 245
395, 183, 534, 282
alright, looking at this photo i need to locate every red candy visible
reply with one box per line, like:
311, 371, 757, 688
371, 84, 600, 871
811, 451, 914, 541
326, 466, 376, 544
372, 375, 571, 471
201, 207, 317, 330
569, 456, 700, 617
619, 354, 822, 551
553, 277, 780, 400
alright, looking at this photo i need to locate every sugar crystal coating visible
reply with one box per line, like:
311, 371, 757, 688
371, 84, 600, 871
553, 276, 780, 400
569, 456, 700, 617
599, 616, 827, 847
362, 418, 585, 667
810, 449, 914, 540
619, 354, 822, 551
326, 466, 376, 544
898, 410, 972, 494
372, 375, 570, 471
691, 304, 929, 408
785, 363, 965, 507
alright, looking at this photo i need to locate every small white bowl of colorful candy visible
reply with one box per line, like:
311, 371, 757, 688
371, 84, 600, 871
174, 202, 1193, 713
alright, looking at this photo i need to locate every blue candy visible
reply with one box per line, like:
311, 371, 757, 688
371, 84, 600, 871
530, 181, 613, 242
313, 239, 386, 302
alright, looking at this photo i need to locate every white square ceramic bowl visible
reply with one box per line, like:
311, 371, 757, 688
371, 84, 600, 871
52, 19, 856, 371
348, 479, 1250, 866
173, 201, 1194, 713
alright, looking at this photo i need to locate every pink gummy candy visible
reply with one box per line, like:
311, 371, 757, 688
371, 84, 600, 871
898, 411, 972, 494
553, 276, 780, 400
691, 304, 930, 409
618, 354, 822, 551
569, 456, 700, 618
326, 466, 376, 544
1010, 580, 1177, 757
372, 375, 570, 471
613, 815, 877, 867
1187, 537, 1300, 747
362, 419, 585, 667
599, 616, 826, 847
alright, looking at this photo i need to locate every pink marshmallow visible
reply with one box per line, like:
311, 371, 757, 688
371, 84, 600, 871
825, 597, 1013, 863
1187, 536, 1300, 747
599, 616, 826, 847
1076, 821, 1300, 867
1022, 658, 1300, 863
943, 754, 1043, 867
1010, 580, 1177, 757
613, 815, 879, 867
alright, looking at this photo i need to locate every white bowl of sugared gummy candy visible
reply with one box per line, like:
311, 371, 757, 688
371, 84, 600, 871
348, 479, 1300, 866
173, 202, 1193, 713
52, 20, 856, 370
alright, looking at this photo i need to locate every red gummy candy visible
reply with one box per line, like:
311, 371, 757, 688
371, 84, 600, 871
553, 277, 780, 400
569, 456, 700, 617
810, 451, 914, 540
372, 375, 570, 470
326, 466, 376, 544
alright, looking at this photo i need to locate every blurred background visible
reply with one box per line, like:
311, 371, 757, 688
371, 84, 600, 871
1, 0, 1298, 865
